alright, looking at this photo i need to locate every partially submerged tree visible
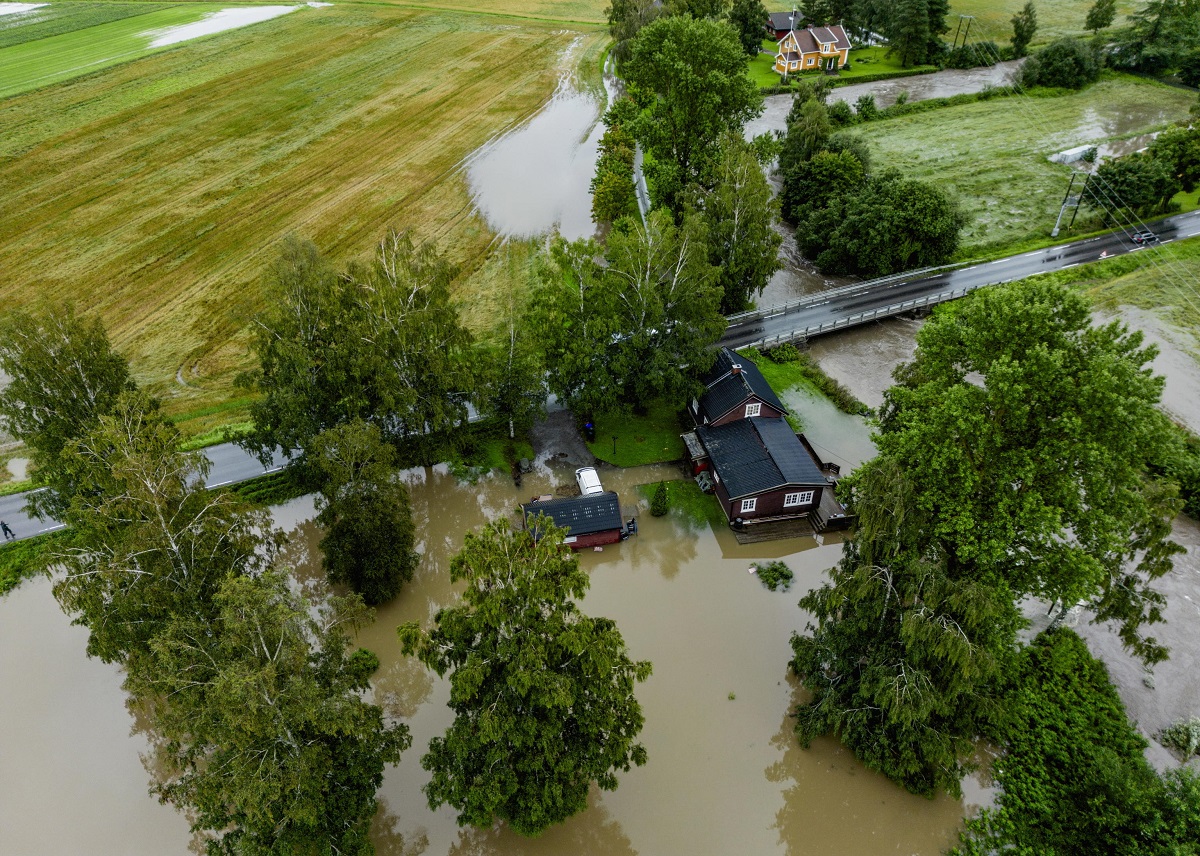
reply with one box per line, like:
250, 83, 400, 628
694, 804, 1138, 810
399, 518, 650, 836
308, 419, 419, 605
791, 279, 1183, 794
0, 304, 137, 517
131, 571, 409, 856
51, 390, 272, 665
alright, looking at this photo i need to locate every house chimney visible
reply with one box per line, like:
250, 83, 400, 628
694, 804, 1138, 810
731, 364, 742, 376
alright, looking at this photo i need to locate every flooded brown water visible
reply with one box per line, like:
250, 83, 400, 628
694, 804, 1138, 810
0, 452, 979, 856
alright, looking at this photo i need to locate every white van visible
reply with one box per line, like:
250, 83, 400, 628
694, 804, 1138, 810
575, 466, 604, 496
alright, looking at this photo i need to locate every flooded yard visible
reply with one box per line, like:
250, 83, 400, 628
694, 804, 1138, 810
0, 447, 981, 855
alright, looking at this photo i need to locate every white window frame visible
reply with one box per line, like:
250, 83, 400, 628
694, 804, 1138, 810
740, 498, 757, 513
745, 402, 762, 418
784, 490, 815, 508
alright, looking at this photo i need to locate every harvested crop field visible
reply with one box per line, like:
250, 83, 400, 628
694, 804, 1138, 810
0, 3, 606, 420
850, 76, 1194, 253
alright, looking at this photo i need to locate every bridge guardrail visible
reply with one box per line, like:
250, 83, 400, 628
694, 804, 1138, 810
742, 280, 1006, 349
724, 259, 979, 327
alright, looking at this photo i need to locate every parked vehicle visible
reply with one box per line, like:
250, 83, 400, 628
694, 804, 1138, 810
575, 466, 603, 496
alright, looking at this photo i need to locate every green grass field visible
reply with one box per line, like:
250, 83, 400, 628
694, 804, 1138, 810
0, 3, 605, 431
947, 0, 1140, 46
0, 3, 245, 98
0, 2, 171, 49
849, 75, 1195, 254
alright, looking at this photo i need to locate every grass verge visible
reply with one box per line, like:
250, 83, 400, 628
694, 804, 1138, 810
0, 530, 70, 597
587, 401, 686, 467
738, 346, 872, 417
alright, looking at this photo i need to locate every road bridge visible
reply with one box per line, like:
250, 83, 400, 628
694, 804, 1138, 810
720, 210, 1200, 350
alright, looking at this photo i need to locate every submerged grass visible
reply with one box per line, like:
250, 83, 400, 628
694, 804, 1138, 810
0, 6, 602, 422
0, 2, 171, 50
850, 76, 1194, 254
0, 531, 68, 597
636, 479, 726, 531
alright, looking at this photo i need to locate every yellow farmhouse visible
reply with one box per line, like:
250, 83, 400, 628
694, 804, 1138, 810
774, 24, 852, 75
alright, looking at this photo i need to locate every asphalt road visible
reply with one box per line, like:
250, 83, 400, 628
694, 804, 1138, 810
721, 209, 1200, 349
0, 445, 289, 544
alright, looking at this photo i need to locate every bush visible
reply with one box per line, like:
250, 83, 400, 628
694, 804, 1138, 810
942, 41, 1002, 70
1019, 37, 1099, 90
650, 481, 669, 516
853, 93, 878, 120
1160, 717, 1200, 759
827, 99, 855, 127
753, 560, 793, 591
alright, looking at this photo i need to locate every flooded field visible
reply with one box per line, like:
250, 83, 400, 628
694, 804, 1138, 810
466, 44, 616, 242
0, 445, 983, 855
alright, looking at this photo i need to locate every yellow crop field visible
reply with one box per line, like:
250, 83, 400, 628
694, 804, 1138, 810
0, 4, 606, 426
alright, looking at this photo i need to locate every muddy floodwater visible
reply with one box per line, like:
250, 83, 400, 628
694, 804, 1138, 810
0, 448, 984, 855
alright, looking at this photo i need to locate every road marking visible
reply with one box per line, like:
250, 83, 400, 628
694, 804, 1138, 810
1063, 263, 1079, 269
209, 479, 232, 487
1021, 251, 1041, 257
990, 259, 1005, 264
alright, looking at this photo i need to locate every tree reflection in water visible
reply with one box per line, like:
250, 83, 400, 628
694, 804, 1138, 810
446, 796, 635, 856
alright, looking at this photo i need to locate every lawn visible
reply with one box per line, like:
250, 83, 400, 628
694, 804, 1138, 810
748, 44, 935, 90
849, 75, 1195, 254
586, 400, 687, 467
0, 3, 262, 98
947, 0, 1140, 46
0, 5, 604, 427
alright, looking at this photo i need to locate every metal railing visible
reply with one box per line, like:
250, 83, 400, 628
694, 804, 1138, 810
743, 282, 1003, 349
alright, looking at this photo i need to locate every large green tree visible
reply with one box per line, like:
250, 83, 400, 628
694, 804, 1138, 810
534, 210, 723, 416
1085, 152, 1181, 218
729, 0, 769, 55
51, 390, 272, 665
792, 279, 1183, 794
623, 15, 763, 211
308, 420, 419, 605
241, 232, 474, 462
1085, 0, 1117, 33
606, 0, 664, 64
0, 304, 137, 517
797, 169, 966, 276
131, 571, 409, 856
1019, 36, 1100, 88
692, 136, 783, 313
888, 0, 931, 67
1010, 1, 1038, 58
1112, 0, 1200, 74
398, 519, 650, 836
1149, 124, 1200, 192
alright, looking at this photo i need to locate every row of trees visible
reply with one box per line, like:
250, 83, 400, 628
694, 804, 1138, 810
777, 83, 966, 276
0, 310, 408, 854
789, 278, 1184, 795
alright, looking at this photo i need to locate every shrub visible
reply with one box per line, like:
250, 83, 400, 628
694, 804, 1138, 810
1019, 37, 1099, 90
1160, 717, 1200, 759
753, 560, 794, 591
650, 481, 669, 516
827, 99, 855, 127
853, 93, 878, 120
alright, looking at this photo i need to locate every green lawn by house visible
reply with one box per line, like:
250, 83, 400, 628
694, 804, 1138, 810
586, 401, 686, 467
748, 44, 936, 91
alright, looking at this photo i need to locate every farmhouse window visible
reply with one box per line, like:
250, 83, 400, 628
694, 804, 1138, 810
745, 402, 761, 418
807, 57, 815, 66
740, 498, 757, 513
784, 490, 815, 508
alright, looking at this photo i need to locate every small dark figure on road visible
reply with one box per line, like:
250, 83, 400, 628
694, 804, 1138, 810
0, 520, 14, 542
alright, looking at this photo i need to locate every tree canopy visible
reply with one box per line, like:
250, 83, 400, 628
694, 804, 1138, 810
308, 419, 419, 605
1084, 0, 1117, 33
791, 279, 1182, 795
0, 304, 137, 517
623, 15, 763, 210
1010, 1, 1038, 58
131, 571, 409, 856
729, 0, 769, 55
1019, 36, 1100, 89
398, 519, 650, 836
241, 232, 474, 462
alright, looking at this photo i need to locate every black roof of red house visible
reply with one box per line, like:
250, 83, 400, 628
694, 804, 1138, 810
768, 10, 803, 30
697, 418, 826, 498
697, 348, 788, 422
522, 492, 622, 537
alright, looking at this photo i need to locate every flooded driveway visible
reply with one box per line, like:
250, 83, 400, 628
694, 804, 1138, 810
0, 451, 978, 856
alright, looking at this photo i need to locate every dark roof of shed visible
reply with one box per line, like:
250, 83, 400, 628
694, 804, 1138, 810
768, 10, 803, 29
698, 348, 787, 422
522, 492, 622, 537
697, 418, 826, 498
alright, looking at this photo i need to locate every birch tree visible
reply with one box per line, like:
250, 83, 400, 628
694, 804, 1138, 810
0, 304, 137, 517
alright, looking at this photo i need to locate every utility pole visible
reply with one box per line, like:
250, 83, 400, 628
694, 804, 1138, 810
1050, 173, 1089, 238
952, 15, 975, 50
